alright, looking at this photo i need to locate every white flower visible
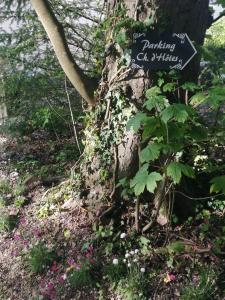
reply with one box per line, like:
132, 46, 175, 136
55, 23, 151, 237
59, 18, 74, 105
113, 258, 119, 265
140, 267, 145, 273
134, 249, 139, 254
127, 263, 131, 267
62, 274, 67, 280
125, 253, 130, 258
130, 250, 135, 255
133, 258, 138, 262
120, 232, 126, 239
123, 259, 126, 263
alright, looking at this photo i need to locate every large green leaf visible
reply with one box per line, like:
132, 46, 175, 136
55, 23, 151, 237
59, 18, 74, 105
146, 172, 162, 193
190, 92, 206, 107
161, 104, 191, 123
210, 176, 225, 194
144, 87, 168, 112
130, 165, 162, 195
167, 162, 195, 184
130, 164, 149, 195
140, 143, 162, 163
127, 112, 148, 132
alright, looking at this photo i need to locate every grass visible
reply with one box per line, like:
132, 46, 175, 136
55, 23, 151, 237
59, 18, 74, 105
181, 267, 218, 300
0, 213, 18, 232
27, 242, 58, 273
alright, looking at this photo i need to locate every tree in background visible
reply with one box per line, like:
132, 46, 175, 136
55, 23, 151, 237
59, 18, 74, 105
0, 0, 102, 134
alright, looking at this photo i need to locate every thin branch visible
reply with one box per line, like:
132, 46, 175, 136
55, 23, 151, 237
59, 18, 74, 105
65, 77, 82, 155
175, 191, 224, 201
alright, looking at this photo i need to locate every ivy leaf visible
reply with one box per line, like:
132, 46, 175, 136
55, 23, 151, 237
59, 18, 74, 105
140, 143, 161, 163
167, 162, 195, 184
127, 112, 148, 132
116, 31, 128, 48
210, 176, 225, 194
146, 172, 162, 193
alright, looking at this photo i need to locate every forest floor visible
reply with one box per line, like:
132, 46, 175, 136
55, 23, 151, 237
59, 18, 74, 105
0, 131, 225, 300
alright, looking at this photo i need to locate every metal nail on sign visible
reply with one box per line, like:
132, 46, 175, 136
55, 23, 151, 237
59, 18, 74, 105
131, 31, 197, 70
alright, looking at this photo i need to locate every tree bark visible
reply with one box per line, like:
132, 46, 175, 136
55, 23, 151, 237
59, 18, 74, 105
31, 0, 97, 106
81, 0, 210, 223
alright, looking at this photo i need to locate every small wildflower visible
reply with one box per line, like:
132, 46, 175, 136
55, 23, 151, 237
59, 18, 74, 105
120, 232, 126, 239
134, 249, 139, 254
140, 267, 145, 273
130, 250, 135, 255
127, 263, 131, 267
123, 259, 126, 263
125, 253, 130, 258
113, 258, 119, 265
67, 258, 75, 266
164, 273, 176, 283
133, 258, 138, 262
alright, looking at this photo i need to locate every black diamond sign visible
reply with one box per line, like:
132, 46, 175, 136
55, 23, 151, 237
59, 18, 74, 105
131, 31, 197, 71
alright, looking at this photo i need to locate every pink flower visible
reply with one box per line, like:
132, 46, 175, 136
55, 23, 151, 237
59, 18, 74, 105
13, 233, 21, 241
58, 274, 67, 284
168, 274, 176, 281
88, 244, 94, 253
76, 264, 81, 270
50, 261, 59, 273
164, 273, 176, 283
19, 218, 27, 226
33, 227, 41, 238
23, 240, 29, 248
67, 258, 75, 266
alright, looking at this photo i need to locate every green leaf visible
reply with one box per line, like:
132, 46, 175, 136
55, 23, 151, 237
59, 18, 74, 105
158, 78, 164, 87
116, 31, 128, 48
144, 87, 168, 112
190, 92, 206, 107
167, 162, 182, 184
167, 162, 194, 184
181, 82, 199, 92
140, 143, 161, 163
145, 86, 161, 99
141, 117, 160, 139
127, 112, 148, 132
130, 164, 149, 196
210, 176, 225, 194
161, 104, 190, 123
163, 82, 176, 92
146, 172, 162, 193
180, 164, 195, 179
130, 165, 162, 195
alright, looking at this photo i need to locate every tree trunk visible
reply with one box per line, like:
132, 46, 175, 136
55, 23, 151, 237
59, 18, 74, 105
81, 0, 210, 225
